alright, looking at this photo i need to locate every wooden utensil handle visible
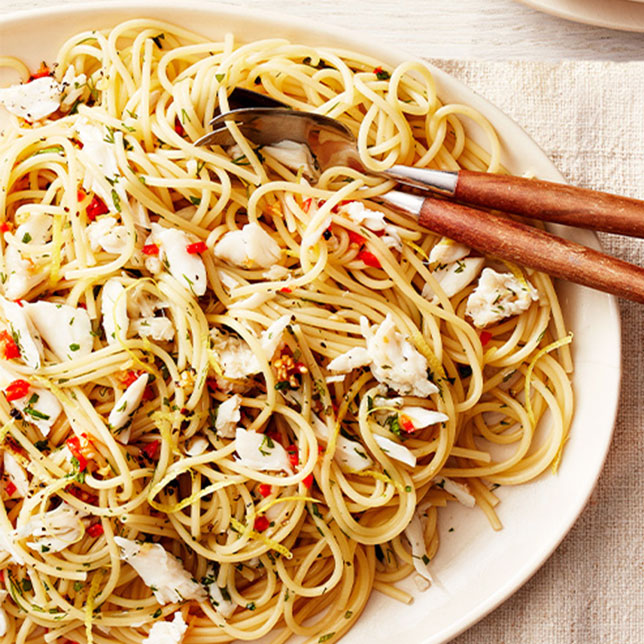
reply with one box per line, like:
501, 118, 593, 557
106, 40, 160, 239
455, 170, 644, 237
419, 198, 644, 304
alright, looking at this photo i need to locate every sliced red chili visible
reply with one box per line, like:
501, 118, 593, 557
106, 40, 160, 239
253, 515, 270, 532
286, 445, 299, 467
357, 249, 381, 268
85, 195, 109, 221
279, 286, 292, 294
65, 436, 88, 472
302, 198, 313, 213
0, 222, 10, 233
258, 483, 272, 498
4, 480, 17, 497
0, 331, 21, 360
174, 118, 185, 137
5, 379, 30, 402
77, 189, 86, 203
141, 440, 160, 460
302, 473, 314, 489
86, 523, 104, 538
121, 370, 140, 387
480, 331, 493, 347
142, 243, 160, 256
347, 230, 366, 246
29, 62, 52, 81
186, 241, 207, 255
400, 415, 415, 433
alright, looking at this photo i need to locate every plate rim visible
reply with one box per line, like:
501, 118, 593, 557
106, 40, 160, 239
0, 2, 623, 642
516, 0, 644, 32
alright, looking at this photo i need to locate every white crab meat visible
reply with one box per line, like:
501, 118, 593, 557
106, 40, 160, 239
260, 315, 291, 360
263, 140, 317, 177
262, 265, 289, 281
26, 300, 93, 361
372, 434, 416, 467
14, 212, 53, 245
215, 394, 242, 439
210, 329, 260, 380
328, 315, 438, 398
150, 224, 207, 296
465, 268, 539, 328
341, 201, 402, 250
114, 537, 206, 605
435, 476, 476, 508
16, 501, 88, 553
142, 611, 188, 644
108, 373, 149, 443
311, 415, 373, 472
185, 436, 209, 457
87, 216, 130, 254
428, 238, 470, 265
101, 279, 129, 345
59, 65, 87, 111
214, 223, 281, 269
3, 451, 29, 498
2, 245, 47, 300
74, 118, 124, 205
234, 427, 291, 472
0, 76, 61, 121
132, 316, 175, 341
404, 511, 433, 583
422, 257, 485, 300
398, 406, 449, 430
0, 297, 43, 369
0, 590, 7, 636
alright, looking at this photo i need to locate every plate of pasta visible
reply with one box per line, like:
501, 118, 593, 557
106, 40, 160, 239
516, 0, 644, 31
0, 3, 621, 644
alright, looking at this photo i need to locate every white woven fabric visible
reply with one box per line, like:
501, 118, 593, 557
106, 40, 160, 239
432, 60, 644, 644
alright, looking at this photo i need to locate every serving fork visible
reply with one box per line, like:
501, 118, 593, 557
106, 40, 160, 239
196, 89, 644, 304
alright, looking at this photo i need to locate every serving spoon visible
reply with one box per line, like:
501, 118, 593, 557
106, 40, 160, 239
195, 92, 644, 303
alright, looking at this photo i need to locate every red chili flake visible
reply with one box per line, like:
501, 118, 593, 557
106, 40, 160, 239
77, 189, 86, 203
141, 440, 160, 460
480, 331, 493, 347
29, 62, 52, 81
266, 429, 282, 445
373, 67, 390, 81
0, 331, 21, 360
206, 378, 219, 392
347, 230, 366, 246
0, 570, 4, 582
4, 480, 17, 497
0, 222, 10, 233
85, 195, 109, 221
121, 370, 140, 387
13, 299, 23, 307
66, 436, 88, 472
86, 523, 104, 538
66, 485, 98, 506
174, 117, 185, 137
258, 484, 272, 498
142, 243, 160, 256
279, 286, 292, 294
253, 515, 270, 532
357, 249, 381, 268
78, 302, 87, 309
318, 444, 324, 455
400, 415, 415, 433
142, 385, 155, 401
302, 473, 314, 489
286, 445, 299, 467
186, 241, 207, 255
302, 198, 313, 213
5, 379, 30, 402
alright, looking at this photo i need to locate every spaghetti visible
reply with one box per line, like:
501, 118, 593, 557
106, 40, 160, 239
0, 19, 573, 644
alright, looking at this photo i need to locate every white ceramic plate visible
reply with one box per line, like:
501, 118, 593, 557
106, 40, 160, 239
517, 0, 644, 31
0, 2, 621, 643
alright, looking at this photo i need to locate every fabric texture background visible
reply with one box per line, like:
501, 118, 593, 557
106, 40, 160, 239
430, 60, 644, 644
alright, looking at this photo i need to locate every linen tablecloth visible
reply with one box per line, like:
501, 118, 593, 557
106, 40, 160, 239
434, 60, 644, 644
